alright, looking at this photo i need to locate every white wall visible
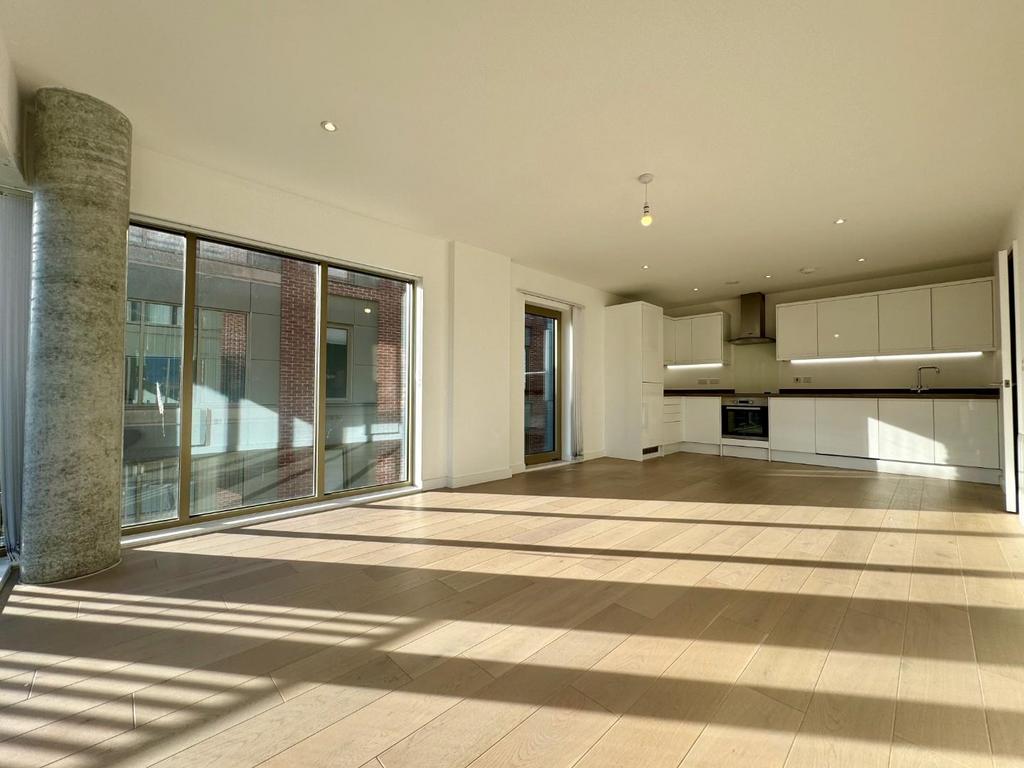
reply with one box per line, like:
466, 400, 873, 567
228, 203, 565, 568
449, 241, 511, 486
1003, 189, 1024, 253
0, 27, 22, 186
508, 263, 622, 472
665, 261, 997, 393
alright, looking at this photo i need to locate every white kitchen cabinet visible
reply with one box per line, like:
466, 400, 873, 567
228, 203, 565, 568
814, 398, 878, 458
932, 280, 994, 351
662, 396, 685, 444
878, 398, 934, 463
933, 399, 999, 469
879, 288, 932, 353
683, 397, 722, 444
642, 382, 663, 449
691, 314, 725, 364
776, 303, 818, 360
769, 398, 815, 453
605, 301, 665, 460
673, 318, 692, 365
641, 303, 664, 383
665, 313, 728, 365
817, 295, 879, 357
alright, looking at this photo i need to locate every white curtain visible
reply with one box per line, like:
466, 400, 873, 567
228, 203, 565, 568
570, 304, 584, 459
0, 191, 32, 555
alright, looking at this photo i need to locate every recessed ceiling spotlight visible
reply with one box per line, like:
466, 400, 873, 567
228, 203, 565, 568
764, 274, 772, 279
834, 218, 846, 224
321, 121, 338, 132
857, 257, 866, 262
642, 264, 649, 270
693, 287, 700, 292
800, 267, 817, 275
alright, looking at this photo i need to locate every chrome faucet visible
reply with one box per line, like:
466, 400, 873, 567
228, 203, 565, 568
914, 365, 941, 393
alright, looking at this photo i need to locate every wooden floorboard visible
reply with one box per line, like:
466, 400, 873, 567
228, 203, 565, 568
0, 453, 1021, 767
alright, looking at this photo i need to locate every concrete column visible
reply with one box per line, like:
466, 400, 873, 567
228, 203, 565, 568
20, 89, 131, 583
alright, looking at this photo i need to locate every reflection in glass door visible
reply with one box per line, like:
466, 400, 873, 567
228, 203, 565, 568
120, 224, 415, 533
524, 305, 561, 465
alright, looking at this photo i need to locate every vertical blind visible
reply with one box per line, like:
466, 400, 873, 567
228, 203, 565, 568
0, 190, 32, 555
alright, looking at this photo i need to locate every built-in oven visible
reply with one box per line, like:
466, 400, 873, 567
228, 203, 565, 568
721, 396, 769, 442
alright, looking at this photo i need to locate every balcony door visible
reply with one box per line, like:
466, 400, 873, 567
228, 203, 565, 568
524, 304, 562, 465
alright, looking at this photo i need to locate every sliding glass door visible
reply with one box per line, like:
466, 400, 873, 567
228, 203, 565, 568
324, 266, 412, 493
190, 241, 319, 514
120, 224, 414, 531
122, 228, 186, 526
524, 304, 561, 465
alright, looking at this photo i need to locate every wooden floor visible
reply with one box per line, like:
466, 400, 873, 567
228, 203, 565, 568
1, 454, 1023, 768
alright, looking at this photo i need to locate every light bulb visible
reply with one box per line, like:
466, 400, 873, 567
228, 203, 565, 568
640, 202, 653, 227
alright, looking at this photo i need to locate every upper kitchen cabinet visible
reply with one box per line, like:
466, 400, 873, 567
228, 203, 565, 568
776, 276, 995, 360
817, 295, 879, 357
776, 303, 818, 361
663, 312, 728, 365
878, 288, 931, 353
691, 314, 726, 363
641, 302, 664, 383
673, 317, 692, 364
932, 279, 995, 351
663, 317, 676, 365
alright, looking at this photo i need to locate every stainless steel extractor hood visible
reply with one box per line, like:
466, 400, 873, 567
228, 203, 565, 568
729, 292, 776, 345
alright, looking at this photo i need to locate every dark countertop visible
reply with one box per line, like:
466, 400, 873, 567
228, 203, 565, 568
664, 388, 1000, 399
774, 388, 1000, 399
663, 389, 734, 396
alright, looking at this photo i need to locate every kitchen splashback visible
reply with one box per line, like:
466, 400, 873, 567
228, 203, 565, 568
664, 344, 998, 393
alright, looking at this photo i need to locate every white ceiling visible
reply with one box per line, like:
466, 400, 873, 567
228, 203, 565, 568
3, 0, 1024, 307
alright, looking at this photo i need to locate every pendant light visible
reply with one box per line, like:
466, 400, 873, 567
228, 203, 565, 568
638, 173, 654, 226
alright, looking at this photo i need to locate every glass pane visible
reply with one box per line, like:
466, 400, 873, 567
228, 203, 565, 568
326, 326, 350, 400
325, 267, 411, 493
190, 241, 317, 514
144, 301, 181, 326
122, 225, 185, 527
524, 310, 557, 456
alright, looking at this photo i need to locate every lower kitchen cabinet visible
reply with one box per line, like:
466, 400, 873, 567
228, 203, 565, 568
642, 382, 663, 450
683, 397, 721, 444
769, 398, 815, 453
814, 398, 878, 459
933, 399, 999, 469
662, 396, 685, 444
877, 398, 935, 463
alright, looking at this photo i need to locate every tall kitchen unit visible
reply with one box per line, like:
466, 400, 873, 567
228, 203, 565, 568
605, 301, 664, 460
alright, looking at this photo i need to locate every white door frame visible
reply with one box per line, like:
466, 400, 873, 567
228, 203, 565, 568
997, 248, 1014, 511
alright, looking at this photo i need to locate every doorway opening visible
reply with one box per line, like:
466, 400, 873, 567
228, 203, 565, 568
524, 304, 562, 465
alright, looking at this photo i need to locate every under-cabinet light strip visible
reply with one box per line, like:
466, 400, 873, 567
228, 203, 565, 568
665, 363, 725, 370
790, 351, 984, 364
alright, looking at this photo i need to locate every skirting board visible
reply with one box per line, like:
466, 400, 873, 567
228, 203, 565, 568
769, 450, 1002, 485
420, 476, 449, 491
448, 467, 514, 488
